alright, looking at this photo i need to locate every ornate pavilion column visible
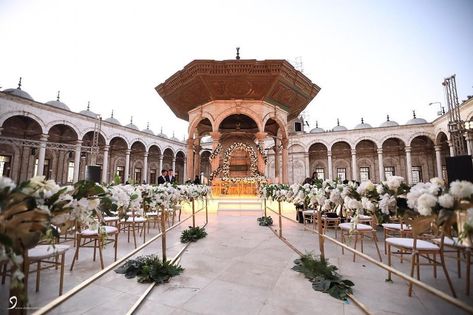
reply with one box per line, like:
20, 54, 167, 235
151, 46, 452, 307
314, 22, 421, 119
72, 140, 82, 182
434, 145, 443, 178
274, 139, 280, 179
193, 137, 202, 177
186, 138, 194, 181
377, 148, 385, 182
124, 149, 131, 182
281, 138, 289, 184
172, 157, 176, 174
405, 146, 413, 185
36, 134, 49, 176
143, 151, 149, 184
255, 132, 266, 175
327, 150, 333, 180
183, 160, 187, 183
351, 149, 358, 181
101, 145, 109, 184
210, 131, 221, 173
304, 152, 310, 178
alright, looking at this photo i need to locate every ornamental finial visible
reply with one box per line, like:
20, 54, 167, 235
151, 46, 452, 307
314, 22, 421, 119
387, 114, 390, 121
17, 77, 22, 90
413, 110, 416, 119
111, 109, 114, 118
337, 118, 340, 126
87, 101, 90, 111
361, 117, 364, 124
236, 47, 240, 60
56, 90, 60, 101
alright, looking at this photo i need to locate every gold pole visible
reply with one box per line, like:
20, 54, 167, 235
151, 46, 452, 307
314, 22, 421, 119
264, 198, 267, 217
278, 201, 282, 238
192, 199, 196, 228
316, 210, 325, 259
161, 206, 166, 262
205, 197, 208, 225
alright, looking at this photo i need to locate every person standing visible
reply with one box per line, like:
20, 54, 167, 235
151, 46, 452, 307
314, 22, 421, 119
194, 175, 201, 184
158, 169, 167, 184
168, 169, 176, 184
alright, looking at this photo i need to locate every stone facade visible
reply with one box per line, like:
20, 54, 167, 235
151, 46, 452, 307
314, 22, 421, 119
1, 85, 472, 186
0, 90, 186, 184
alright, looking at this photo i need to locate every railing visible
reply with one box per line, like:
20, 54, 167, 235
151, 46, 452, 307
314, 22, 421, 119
263, 199, 473, 315
33, 198, 208, 315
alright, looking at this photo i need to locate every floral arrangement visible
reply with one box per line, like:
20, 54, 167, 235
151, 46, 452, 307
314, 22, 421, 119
259, 176, 473, 245
221, 142, 259, 178
209, 143, 222, 160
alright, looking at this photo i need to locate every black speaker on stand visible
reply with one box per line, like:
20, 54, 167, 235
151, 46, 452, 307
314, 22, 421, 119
85, 165, 102, 183
445, 155, 473, 184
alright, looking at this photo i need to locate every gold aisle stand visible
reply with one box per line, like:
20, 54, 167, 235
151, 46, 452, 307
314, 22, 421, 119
33, 198, 209, 315
263, 198, 473, 315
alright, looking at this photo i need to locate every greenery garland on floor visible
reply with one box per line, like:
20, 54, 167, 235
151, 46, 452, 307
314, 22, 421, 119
257, 216, 273, 226
115, 254, 183, 284
292, 253, 354, 301
180, 226, 207, 243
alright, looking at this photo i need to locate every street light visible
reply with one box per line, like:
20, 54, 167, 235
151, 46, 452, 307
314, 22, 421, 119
429, 102, 445, 116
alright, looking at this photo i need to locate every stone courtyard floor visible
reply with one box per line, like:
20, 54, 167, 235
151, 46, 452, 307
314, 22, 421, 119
1, 206, 472, 314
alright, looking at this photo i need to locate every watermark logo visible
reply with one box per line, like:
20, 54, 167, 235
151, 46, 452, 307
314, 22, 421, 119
8, 296, 18, 309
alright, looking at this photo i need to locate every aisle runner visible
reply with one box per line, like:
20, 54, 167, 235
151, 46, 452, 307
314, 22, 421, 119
216, 198, 262, 211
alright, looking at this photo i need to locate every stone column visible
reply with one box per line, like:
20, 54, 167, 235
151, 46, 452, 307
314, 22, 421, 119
448, 141, 455, 157
72, 140, 82, 182
304, 152, 310, 178
255, 132, 267, 175
377, 148, 384, 182
405, 146, 413, 185
209, 131, 221, 173
465, 133, 473, 156
124, 149, 131, 182
143, 151, 148, 184
36, 134, 49, 176
101, 145, 109, 184
434, 145, 442, 178
172, 157, 176, 174
159, 156, 164, 173
186, 138, 194, 181
351, 149, 358, 181
327, 150, 333, 180
281, 138, 289, 184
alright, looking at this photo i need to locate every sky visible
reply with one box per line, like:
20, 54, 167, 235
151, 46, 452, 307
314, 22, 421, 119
1, 0, 472, 139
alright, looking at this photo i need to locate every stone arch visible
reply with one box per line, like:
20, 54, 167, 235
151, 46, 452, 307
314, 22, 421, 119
107, 133, 130, 148
45, 120, 81, 138
407, 132, 435, 146
288, 143, 305, 153
176, 150, 186, 159
162, 146, 175, 158
354, 136, 380, 148
380, 135, 406, 147
147, 143, 162, 152
262, 114, 288, 140
330, 139, 353, 151
307, 140, 329, 152
130, 139, 147, 149
215, 107, 264, 133
188, 113, 216, 136
435, 131, 449, 145
0, 111, 46, 132
80, 127, 108, 144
